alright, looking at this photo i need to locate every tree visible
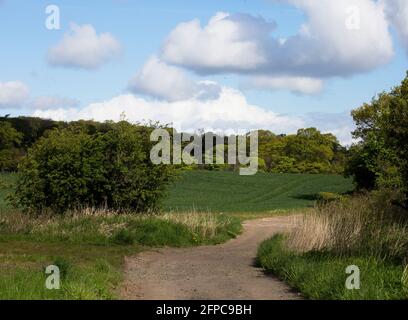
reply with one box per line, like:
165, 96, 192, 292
0, 121, 22, 171
347, 72, 408, 204
12, 121, 176, 214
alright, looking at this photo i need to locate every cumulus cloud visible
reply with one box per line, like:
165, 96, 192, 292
128, 56, 221, 101
47, 23, 122, 69
301, 112, 356, 146
242, 76, 324, 95
162, 12, 271, 73
162, 1, 393, 79
0, 81, 29, 109
383, 0, 408, 53
30, 95, 79, 110
32, 86, 304, 134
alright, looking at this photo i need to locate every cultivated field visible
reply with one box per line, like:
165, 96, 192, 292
164, 171, 353, 213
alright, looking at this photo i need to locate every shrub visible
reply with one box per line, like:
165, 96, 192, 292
317, 192, 343, 203
11, 121, 176, 214
0, 121, 23, 171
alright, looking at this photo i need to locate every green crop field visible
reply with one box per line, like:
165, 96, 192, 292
1, 171, 354, 213
163, 170, 354, 213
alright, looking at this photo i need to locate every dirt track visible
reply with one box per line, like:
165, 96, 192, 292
120, 215, 301, 300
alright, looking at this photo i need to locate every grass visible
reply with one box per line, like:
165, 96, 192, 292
257, 196, 408, 300
0, 241, 135, 299
257, 235, 407, 300
0, 170, 353, 299
163, 170, 353, 213
0, 205, 241, 299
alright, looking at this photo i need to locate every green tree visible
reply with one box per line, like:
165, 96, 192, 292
347, 72, 408, 204
12, 121, 176, 214
0, 121, 23, 171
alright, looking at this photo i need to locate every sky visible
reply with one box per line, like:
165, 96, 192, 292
1, 0, 408, 145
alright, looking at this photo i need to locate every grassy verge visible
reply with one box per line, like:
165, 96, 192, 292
0, 241, 135, 299
257, 195, 408, 300
257, 235, 407, 300
0, 209, 241, 299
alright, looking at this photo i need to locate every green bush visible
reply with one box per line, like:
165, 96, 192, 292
11, 121, 176, 214
317, 192, 343, 203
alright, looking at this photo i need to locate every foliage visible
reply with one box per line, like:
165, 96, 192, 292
259, 128, 347, 174
1, 116, 348, 175
11, 121, 176, 214
346, 72, 408, 204
0, 121, 23, 171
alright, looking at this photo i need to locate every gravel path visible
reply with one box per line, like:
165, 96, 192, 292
120, 215, 302, 300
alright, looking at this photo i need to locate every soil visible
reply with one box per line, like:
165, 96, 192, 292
120, 215, 302, 300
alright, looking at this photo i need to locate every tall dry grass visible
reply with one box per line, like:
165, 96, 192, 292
160, 211, 233, 238
286, 195, 408, 262
0, 207, 235, 243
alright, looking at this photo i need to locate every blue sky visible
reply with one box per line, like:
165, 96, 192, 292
1, 0, 408, 144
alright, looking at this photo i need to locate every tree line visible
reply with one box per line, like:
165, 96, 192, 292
0, 116, 347, 174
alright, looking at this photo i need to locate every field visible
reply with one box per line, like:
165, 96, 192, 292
163, 170, 353, 213
0, 171, 353, 299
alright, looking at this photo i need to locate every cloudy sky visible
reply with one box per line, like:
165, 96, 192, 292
1, 0, 408, 144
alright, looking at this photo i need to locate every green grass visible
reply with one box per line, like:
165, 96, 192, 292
0, 171, 354, 299
0, 241, 136, 299
0, 207, 241, 300
164, 170, 354, 213
257, 235, 408, 300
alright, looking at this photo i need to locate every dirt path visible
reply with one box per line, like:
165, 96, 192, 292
120, 215, 302, 300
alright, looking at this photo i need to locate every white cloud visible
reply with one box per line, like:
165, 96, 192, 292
0, 81, 29, 109
301, 112, 356, 146
128, 56, 221, 101
162, 12, 271, 73
383, 0, 408, 53
47, 23, 122, 69
30, 95, 79, 110
32, 86, 304, 134
242, 76, 324, 95
162, 2, 394, 78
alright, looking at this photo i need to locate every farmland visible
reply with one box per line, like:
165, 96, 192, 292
163, 170, 353, 213
0, 170, 352, 299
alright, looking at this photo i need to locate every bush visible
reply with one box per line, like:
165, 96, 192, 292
11, 121, 176, 214
0, 121, 23, 171
317, 192, 343, 203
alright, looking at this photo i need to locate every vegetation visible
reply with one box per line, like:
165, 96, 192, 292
10, 121, 176, 214
258, 128, 347, 174
257, 195, 408, 299
258, 73, 408, 300
346, 72, 408, 205
163, 170, 353, 213
0, 121, 23, 171
0, 207, 240, 299
1, 116, 347, 175
257, 235, 407, 300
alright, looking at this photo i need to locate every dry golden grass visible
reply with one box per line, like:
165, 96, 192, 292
160, 211, 232, 239
0, 207, 236, 243
285, 195, 408, 262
